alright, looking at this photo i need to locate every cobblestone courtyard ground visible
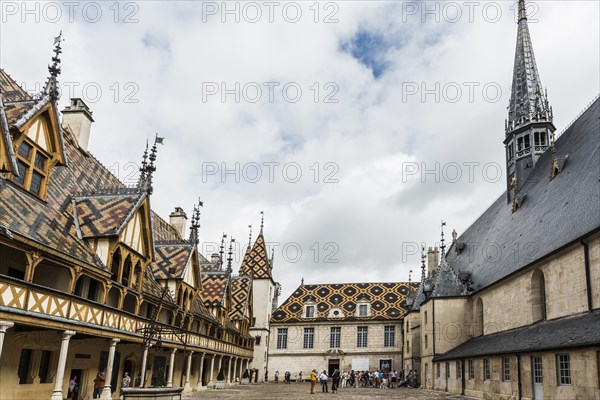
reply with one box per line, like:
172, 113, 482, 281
183, 383, 474, 399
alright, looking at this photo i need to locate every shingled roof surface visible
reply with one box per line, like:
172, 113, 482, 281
271, 282, 419, 323
435, 310, 600, 361
238, 232, 272, 280
446, 97, 600, 292
229, 275, 252, 320
200, 272, 228, 307
74, 193, 143, 238
151, 243, 193, 279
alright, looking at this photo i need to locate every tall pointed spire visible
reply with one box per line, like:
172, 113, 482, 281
420, 246, 427, 282
226, 238, 235, 275
219, 233, 227, 270
43, 32, 63, 101
188, 198, 202, 244
504, 0, 555, 201
259, 211, 264, 233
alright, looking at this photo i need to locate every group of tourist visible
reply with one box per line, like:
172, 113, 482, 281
294, 369, 419, 394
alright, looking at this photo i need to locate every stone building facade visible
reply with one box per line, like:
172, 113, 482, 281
403, 1, 600, 399
268, 282, 416, 379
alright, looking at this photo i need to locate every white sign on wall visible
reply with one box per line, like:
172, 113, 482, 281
352, 358, 369, 371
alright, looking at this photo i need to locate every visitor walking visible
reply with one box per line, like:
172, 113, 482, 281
310, 369, 317, 394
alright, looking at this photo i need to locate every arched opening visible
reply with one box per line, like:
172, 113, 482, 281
123, 293, 137, 314
122, 358, 136, 386
0, 245, 28, 279
474, 298, 484, 337
74, 275, 103, 302
531, 269, 547, 322
122, 255, 132, 287
32, 261, 71, 292
106, 286, 121, 308
111, 249, 121, 281
140, 301, 156, 320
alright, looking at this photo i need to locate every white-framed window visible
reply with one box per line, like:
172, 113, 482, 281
276, 328, 288, 349
303, 327, 314, 349
305, 305, 315, 318
384, 326, 395, 347
357, 326, 368, 348
358, 304, 368, 317
483, 359, 490, 380
556, 354, 571, 385
330, 327, 341, 348
356, 297, 371, 317
503, 357, 510, 381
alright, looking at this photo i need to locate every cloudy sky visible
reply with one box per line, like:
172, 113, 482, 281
1, 1, 598, 301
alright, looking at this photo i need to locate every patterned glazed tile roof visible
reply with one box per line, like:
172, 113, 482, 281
238, 232, 272, 280
74, 194, 143, 238
200, 272, 228, 307
151, 243, 193, 280
229, 275, 252, 321
192, 296, 217, 322
271, 282, 419, 323
152, 211, 183, 242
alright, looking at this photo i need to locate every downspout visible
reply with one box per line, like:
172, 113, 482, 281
517, 354, 522, 400
581, 239, 593, 311
461, 359, 465, 396
432, 300, 435, 391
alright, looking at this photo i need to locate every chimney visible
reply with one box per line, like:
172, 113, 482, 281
427, 247, 439, 279
211, 253, 220, 264
61, 98, 94, 151
169, 207, 187, 238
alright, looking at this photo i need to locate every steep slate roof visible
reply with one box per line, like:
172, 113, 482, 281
435, 311, 600, 361
229, 275, 252, 320
151, 243, 194, 280
431, 257, 469, 298
271, 282, 418, 323
238, 232, 272, 280
446, 97, 600, 292
73, 193, 144, 238
200, 272, 229, 307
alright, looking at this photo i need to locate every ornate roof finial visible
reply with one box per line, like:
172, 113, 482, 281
408, 270, 413, 283
421, 246, 427, 281
138, 135, 164, 195
219, 233, 227, 269
260, 211, 264, 233
43, 31, 63, 101
247, 224, 252, 249
270, 246, 275, 269
188, 198, 203, 244
440, 221, 447, 257
226, 238, 235, 275
301, 277, 304, 286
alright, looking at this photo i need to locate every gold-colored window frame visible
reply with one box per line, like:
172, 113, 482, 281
12, 136, 51, 198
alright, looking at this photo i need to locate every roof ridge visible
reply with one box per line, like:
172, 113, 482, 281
556, 93, 600, 140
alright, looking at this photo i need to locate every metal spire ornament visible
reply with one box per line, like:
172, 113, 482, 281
226, 238, 235, 275
138, 134, 164, 195
440, 221, 447, 257
259, 211, 264, 233
219, 233, 227, 269
247, 225, 252, 249
44, 31, 63, 101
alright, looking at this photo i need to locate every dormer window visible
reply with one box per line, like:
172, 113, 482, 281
303, 299, 317, 319
356, 297, 371, 317
328, 307, 345, 318
13, 139, 50, 197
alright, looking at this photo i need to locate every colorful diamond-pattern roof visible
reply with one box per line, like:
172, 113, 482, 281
74, 194, 142, 238
200, 272, 228, 307
151, 244, 193, 280
238, 232, 272, 280
271, 282, 419, 323
229, 275, 252, 320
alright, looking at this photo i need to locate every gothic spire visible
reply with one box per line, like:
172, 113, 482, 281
420, 246, 427, 282
219, 233, 227, 270
506, 0, 553, 133
226, 238, 235, 275
259, 211, 264, 234
43, 32, 63, 101
247, 224, 253, 249
188, 199, 202, 244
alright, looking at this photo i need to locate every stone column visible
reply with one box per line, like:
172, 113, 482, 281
208, 354, 216, 386
50, 330, 75, 400
227, 356, 233, 384
232, 357, 238, 384
183, 350, 194, 392
139, 344, 149, 387
100, 338, 120, 400
166, 348, 177, 387
0, 320, 14, 359
196, 352, 206, 390
217, 355, 222, 375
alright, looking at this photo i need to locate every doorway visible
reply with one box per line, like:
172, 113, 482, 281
68, 369, 84, 400
328, 359, 339, 376
531, 356, 543, 400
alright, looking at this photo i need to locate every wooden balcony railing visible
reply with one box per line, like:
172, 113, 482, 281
0, 275, 253, 358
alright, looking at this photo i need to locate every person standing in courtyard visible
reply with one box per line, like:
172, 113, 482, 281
310, 369, 317, 394
331, 369, 340, 393
320, 370, 329, 393
121, 372, 131, 390
93, 372, 105, 399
